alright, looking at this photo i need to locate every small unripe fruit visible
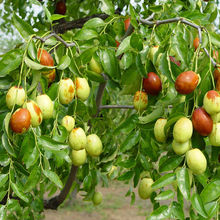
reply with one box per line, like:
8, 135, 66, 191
71, 149, 87, 166
133, 91, 148, 112
61, 115, 75, 132
175, 71, 199, 94
58, 78, 75, 104
149, 46, 159, 62
26, 100, 43, 127
86, 134, 102, 157
154, 118, 167, 143
36, 94, 54, 119
108, 165, 117, 178
37, 49, 54, 67
6, 86, 26, 109
193, 37, 200, 50
124, 18, 130, 31
92, 191, 103, 206
186, 148, 207, 175
89, 57, 103, 74
203, 90, 220, 115
138, 178, 154, 200
143, 72, 162, 95
10, 108, 31, 133
192, 107, 213, 136
69, 128, 87, 150
209, 123, 220, 146
172, 139, 191, 155
75, 77, 90, 101
55, 1, 66, 15
173, 117, 193, 143
44, 69, 56, 83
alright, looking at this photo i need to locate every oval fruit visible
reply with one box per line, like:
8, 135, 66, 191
173, 117, 193, 143
75, 77, 90, 101
55, 0, 66, 15
26, 100, 43, 127
86, 134, 102, 157
186, 148, 207, 175
149, 46, 159, 62
36, 94, 54, 119
44, 69, 56, 83
154, 118, 167, 143
58, 78, 75, 104
175, 71, 199, 94
193, 37, 200, 50
92, 191, 103, 206
10, 108, 31, 133
71, 149, 87, 166
124, 18, 130, 31
116, 40, 120, 48
192, 107, 213, 136
61, 115, 75, 132
203, 90, 220, 115
6, 86, 26, 109
209, 123, 220, 146
138, 178, 154, 200
37, 49, 54, 67
108, 165, 117, 179
69, 127, 87, 150
172, 139, 191, 155
214, 68, 220, 81
143, 72, 162, 95
133, 91, 148, 112
89, 57, 103, 74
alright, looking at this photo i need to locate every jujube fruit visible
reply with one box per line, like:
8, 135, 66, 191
124, 18, 130, 31
214, 68, 220, 81
203, 90, 220, 115
138, 178, 154, 200
175, 71, 199, 94
75, 77, 90, 101
116, 40, 120, 48
37, 49, 54, 67
192, 107, 213, 136
61, 115, 75, 132
172, 139, 191, 155
10, 108, 31, 133
193, 37, 200, 50
149, 46, 159, 62
143, 72, 162, 95
55, 1, 66, 15
133, 91, 148, 112
86, 134, 103, 157
6, 86, 26, 109
209, 123, 220, 146
69, 127, 87, 150
92, 191, 103, 206
44, 69, 56, 83
154, 118, 167, 143
71, 149, 87, 166
173, 117, 193, 143
89, 57, 103, 74
58, 78, 75, 104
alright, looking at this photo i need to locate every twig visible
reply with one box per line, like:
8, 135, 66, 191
100, 105, 134, 109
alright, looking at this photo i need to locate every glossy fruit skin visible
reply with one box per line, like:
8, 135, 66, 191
192, 107, 213, 136
173, 117, 193, 143
138, 178, 154, 200
203, 90, 220, 115
10, 108, 31, 133
133, 91, 148, 112
209, 123, 220, 146
61, 115, 75, 132
86, 134, 103, 157
26, 100, 43, 127
6, 86, 26, 109
71, 149, 87, 166
36, 94, 54, 119
143, 72, 162, 95
69, 127, 87, 150
149, 46, 159, 62
92, 192, 103, 206
124, 18, 130, 31
58, 78, 75, 104
37, 49, 54, 67
89, 57, 103, 74
44, 69, 56, 83
55, 1, 66, 15
172, 139, 191, 155
75, 77, 90, 101
175, 71, 199, 94
193, 37, 200, 50
154, 118, 167, 143
186, 148, 207, 175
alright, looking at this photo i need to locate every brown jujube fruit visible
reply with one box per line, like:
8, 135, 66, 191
193, 37, 200, 50
124, 18, 130, 31
192, 107, 213, 136
10, 108, 31, 133
55, 1, 66, 15
143, 72, 162, 95
175, 71, 199, 94
214, 68, 220, 81
37, 49, 54, 66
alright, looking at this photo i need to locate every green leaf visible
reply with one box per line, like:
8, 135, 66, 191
139, 107, 164, 124
24, 56, 55, 70
135, 53, 146, 77
27, 71, 41, 93
159, 156, 184, 172
120, 131, 140, 152
164, 114, 184, 135
0, 49, 23, 77
43, 169, 63, 188
121, 52, 133, 70
0, 152, 10, 167
200, 179, 220, 204
84, 70, 105, 83
147, 205, 171, 220
204, 201, 218, 219
13, 13, 34, 39
171, 201, 184, 220
99, 0, 114, 15
84, 18, 105, 29
24, 166, 41, 192
0, 174, 8, 188
139, 154, 150, 170
130, 34, 143, 51
47, 82, 59, 100
74, 29, 98, 41
0, 191, 7, 202
57, 55, 71, 70
118, 158, 136, 168
7, 199, 20, 212
11, 183, 29, 203
80, 47, 98, 64
2, 133, 16, 158
50, 14, 67, 21
152, 173, 176, 190
176, 167, 191, 200
43, 5, 51, 22
0, 205, 6, 219
28, 41, 37, 60
191, 193, 208, 218
117, 171, 134, 181
155, 190, 175, 201
116, 36, 131, 56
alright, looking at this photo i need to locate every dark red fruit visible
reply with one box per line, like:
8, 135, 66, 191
10, 108, 31, 133
55, 1, 66, 15
192, 107, 213, 136
169, 56, 181, 66
193, 37, 200, 50
175, 71, 199, 94
124, 18, 130, 32
143, 72, 162, 95
37, 49, 54, 66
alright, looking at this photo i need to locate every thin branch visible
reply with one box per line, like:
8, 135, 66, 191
100, 105, 134, 109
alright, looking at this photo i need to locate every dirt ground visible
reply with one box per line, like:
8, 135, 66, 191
44, 181, 153, 220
